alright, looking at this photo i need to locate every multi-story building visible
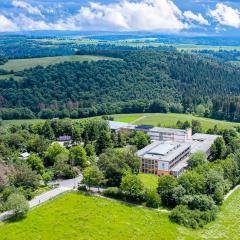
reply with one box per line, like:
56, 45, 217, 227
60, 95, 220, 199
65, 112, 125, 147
136, 141, 191, 176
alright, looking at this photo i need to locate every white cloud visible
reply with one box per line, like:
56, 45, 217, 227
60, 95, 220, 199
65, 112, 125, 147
1, 0, 210, 32
209, 3, 240, 28
12, 0, 44, 17
183, 11, 209, 25
0, 15, 18, 32
62, 0, 189, 32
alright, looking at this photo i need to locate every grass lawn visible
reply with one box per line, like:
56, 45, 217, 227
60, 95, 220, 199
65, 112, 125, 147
1, 189, 240, 239
0, 55, 120, 72
113, 113, 240, 131
0, 192, 190, 240
138, 173, 159, 190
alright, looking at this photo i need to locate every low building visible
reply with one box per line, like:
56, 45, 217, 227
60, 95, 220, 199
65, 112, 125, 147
108, 121, 192, 142
190, 133, 219, 156
20, 152, 30, 160
136, 141, 191, 176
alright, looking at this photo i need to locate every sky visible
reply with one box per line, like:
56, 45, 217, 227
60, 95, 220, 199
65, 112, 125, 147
1, 0, 240, 35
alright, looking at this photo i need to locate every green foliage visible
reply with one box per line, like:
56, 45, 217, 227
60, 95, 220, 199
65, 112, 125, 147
169, 205, 217, 229
157, 175, 177, 207
131, 131, 150, 150
45, 143, 69, 166
6, 193, 29, 219
187, 151, 207, 169
69, 145, 87, 167
210, 137, 227, 160
10, 164, 40, 191
103, 187, 122, 199
120, 174, 144, 202
98, 148, 140, 186
95, 130, 113, 155
145, 189, 161, 208
82, 166, 105, 190
26, 154, 45, 175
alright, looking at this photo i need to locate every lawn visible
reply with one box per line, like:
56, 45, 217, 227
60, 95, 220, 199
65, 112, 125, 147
113, 113, 240, 131
138, 173, 159, 190
1, 189, 240, 239
0, 192, 189, 240
0, 55, 119, 72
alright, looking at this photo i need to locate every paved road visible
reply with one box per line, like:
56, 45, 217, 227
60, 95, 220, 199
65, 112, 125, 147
0, 175, 83, 222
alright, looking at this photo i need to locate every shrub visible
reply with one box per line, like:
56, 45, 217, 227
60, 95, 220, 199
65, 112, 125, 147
78, 185, 88, 192
169, 204, 218, 229
103, 187, 122, 199
145, 189, 161, 208
6, 193, 29, 219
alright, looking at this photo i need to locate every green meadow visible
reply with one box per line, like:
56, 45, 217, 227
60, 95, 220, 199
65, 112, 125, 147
0, 55, 119, 72
1, 189, 240, 239
113, 113, 240, 131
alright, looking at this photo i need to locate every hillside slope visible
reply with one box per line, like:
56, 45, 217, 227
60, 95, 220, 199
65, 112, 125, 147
0, 51, 240, 121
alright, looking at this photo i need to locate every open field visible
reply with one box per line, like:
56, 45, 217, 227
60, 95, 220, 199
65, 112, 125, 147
113, 113, 240, 130
0, 55, 119, 72
2, 113, 240, 131
1, 189, 240, 239
0, 192, 186, 240
138, 173, 158, 190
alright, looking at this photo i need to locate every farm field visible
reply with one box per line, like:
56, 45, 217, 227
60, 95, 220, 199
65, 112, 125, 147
113, 113, 240, 130
0, 55, 119, 72
1, 189, 240, 239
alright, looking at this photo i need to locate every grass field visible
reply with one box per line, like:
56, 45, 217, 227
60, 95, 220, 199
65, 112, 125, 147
1, 189, 240, 239
138, 173, 158, 190
0, 55, 119, 72
2, 113, 240, 131
113, 113, 240, 130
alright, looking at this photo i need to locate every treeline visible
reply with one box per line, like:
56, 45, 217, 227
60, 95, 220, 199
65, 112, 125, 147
1, 51, 240, 121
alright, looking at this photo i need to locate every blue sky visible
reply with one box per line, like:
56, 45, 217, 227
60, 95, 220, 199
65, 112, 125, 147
0, 0, 240, 35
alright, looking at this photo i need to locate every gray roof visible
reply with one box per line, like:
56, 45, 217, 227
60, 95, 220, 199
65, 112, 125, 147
136, 141, 191, 162
149, 127, 189, 134
189, 133, 219, 154
108, 121, 134, 130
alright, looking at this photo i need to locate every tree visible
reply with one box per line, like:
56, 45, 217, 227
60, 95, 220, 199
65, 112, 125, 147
120, 173, 144, 202
210, 137, 226, 160
85, 143, 96, 157
26, 154, 45, 175
178, 171, 205, 195
69, 145, 87, 167
187, 151, 207, 169
95, 130, 113, 155
157, 175, 177, 207
82, 166, 105, 190
6, 193, 29, 219
27, 135, 49, 155
45, 143, 69, 166
132, 131, 149, 150
192, 120, 202, 134
195, 104, 205, 117
10, 164, 40, 191
41, 121, 54, 139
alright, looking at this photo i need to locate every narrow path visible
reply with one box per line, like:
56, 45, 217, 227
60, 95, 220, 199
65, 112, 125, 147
0, 175, 83, 222
131, 115, 147, 124
224, 185, 240, 201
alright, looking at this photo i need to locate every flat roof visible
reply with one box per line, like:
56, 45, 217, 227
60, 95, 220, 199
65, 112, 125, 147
149, 127, 189, 134
108, 121, 134, 130
136, 141, 191, 162
189, 133, 219, 153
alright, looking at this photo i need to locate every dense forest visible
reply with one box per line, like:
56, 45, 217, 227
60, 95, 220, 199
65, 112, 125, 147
1, 45, 240, 122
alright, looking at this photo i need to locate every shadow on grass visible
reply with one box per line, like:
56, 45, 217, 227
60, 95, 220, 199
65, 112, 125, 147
5, 214, 27, 223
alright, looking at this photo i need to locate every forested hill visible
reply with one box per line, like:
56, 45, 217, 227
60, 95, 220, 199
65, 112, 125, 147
0, 51, 240, 121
